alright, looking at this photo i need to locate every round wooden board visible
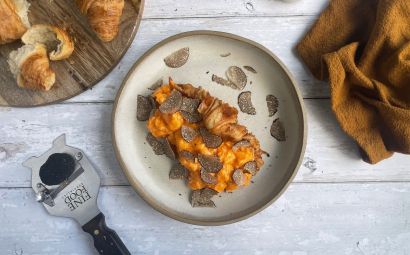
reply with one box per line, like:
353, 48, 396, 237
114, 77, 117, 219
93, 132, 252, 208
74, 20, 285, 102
0, 0, 144, 107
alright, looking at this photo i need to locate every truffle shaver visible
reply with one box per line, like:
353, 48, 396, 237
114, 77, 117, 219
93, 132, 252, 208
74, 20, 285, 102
23, 134, 130, 255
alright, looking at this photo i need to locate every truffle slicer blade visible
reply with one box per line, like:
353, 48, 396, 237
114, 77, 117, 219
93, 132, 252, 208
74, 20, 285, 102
22, 134, 130, 255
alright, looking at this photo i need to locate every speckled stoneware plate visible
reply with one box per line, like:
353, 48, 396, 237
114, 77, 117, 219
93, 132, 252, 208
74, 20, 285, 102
112, 31, 307, 225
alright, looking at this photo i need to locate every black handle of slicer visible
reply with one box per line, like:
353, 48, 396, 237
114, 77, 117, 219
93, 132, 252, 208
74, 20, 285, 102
82, 213, 130, 255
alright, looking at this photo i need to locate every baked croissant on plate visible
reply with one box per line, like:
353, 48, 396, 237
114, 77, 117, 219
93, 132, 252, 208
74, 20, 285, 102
8, 43, 56, 91
76, 0, 125, 42
170, 79, 265, 169
0, 0, 30, 44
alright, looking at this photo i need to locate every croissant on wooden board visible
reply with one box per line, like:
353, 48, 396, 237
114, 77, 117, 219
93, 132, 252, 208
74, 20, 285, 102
0, 0, 31, 44
22, 24, 74, 61
8, 43, 56, 91
170, 79, 265, 169
76, 0, 125, 42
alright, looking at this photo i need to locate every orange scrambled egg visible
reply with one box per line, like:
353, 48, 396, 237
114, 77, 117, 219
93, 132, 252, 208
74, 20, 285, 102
147, 85, 253, 192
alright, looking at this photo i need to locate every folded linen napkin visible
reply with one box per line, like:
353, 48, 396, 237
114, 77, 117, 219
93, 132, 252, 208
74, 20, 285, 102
297, 0, 410, 164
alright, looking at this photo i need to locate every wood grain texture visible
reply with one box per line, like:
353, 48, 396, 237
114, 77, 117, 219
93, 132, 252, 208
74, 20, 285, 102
143, 0, 329, 18
0, 0, 144, 107
0, 100, 409, 188
1, 183, 410, 254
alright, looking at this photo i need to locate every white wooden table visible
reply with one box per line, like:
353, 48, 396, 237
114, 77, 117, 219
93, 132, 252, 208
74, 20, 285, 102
1, 1, 410, 254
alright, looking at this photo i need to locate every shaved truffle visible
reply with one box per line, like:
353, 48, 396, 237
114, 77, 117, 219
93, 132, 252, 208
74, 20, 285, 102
169, 163, 188, 179
238, 91, 256, 115
200, 168, 218, 184
226, 66, 247, 90
146, 133, 164, 155
161, 138, 176, 159
190, 189, 217, 208
159, 90, 182, 114
232, 140, 251, 151
199, 127, 222, 148
232, 169, 245, 186
164, 47, 190, 68
137, 95, 153, 121
243, 161, 258, 175
181, 125, 198, 143
266, 95, 279, 117
179, 150, 195, 162
181, 97, 201, 113
270, 118, 286, 142
198, 154, 223, 173
243, 66, 257, 74
212, 74, 237, 89
148, 78, 163, 90
181, 110, 202, 123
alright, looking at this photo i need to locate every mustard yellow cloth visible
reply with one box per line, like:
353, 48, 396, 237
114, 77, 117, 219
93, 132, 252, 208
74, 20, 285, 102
297, 0, 410, 164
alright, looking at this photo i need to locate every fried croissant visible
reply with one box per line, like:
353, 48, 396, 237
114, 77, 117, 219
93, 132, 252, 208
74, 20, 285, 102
0, 0, 30, 44
8, 43, 56, 91
76, 0, 125, 42
170, 79, 264, 169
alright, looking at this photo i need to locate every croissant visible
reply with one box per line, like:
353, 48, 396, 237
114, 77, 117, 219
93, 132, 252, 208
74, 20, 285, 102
76, 0, 125, 42
22, 24, 74, 61
0, 0, 30, 44
8, 43, 56, 91
171, 80, 264, 169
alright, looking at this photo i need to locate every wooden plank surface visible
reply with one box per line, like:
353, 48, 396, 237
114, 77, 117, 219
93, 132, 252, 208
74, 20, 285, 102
143, 0, 329, 18
0, 0, 143, 106
1, 183, 410, 254
1, 100, 409, 188
66, 16, 330, 103
2, 0, 410, 253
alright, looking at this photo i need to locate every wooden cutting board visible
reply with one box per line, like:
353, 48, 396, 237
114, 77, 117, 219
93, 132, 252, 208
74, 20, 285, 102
0, 0, 144, 107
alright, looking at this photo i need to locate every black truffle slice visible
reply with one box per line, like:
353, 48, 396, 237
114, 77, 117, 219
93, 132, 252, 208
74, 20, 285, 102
164, 47, 190, 68
159, 90, 182, 114
232, 140, 251, 151
243, 161, 258, 175
226, 66, 247, 90
243, 66, 257, 74
179, 150, 195, 162
146, 133, 164, 155
181, 125, 198, 143
190, 189, 216, 208
201, 188, 218, 199
199, 127, 222, 148
211, 74, 237, 90
200, 168, 218, 184
161, 137, 176, 159
39, 153, 75, 186
169, 163, 188, 179
180, 110, 202, 123
266, 95, 279, 117
270, 118, 286, 142
181, 97, 201, 113
232, 169, 245, 186
238, 91, 256, 115
137, 95, 153, 121
148, 78, 163, 90
198, 154, 223, 173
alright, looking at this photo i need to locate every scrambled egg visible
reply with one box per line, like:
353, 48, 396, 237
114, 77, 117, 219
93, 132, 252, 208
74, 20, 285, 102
147, 85, 253, 192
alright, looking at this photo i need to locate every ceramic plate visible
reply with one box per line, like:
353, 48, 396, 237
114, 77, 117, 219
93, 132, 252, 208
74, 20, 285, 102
112, 31, 307, 225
